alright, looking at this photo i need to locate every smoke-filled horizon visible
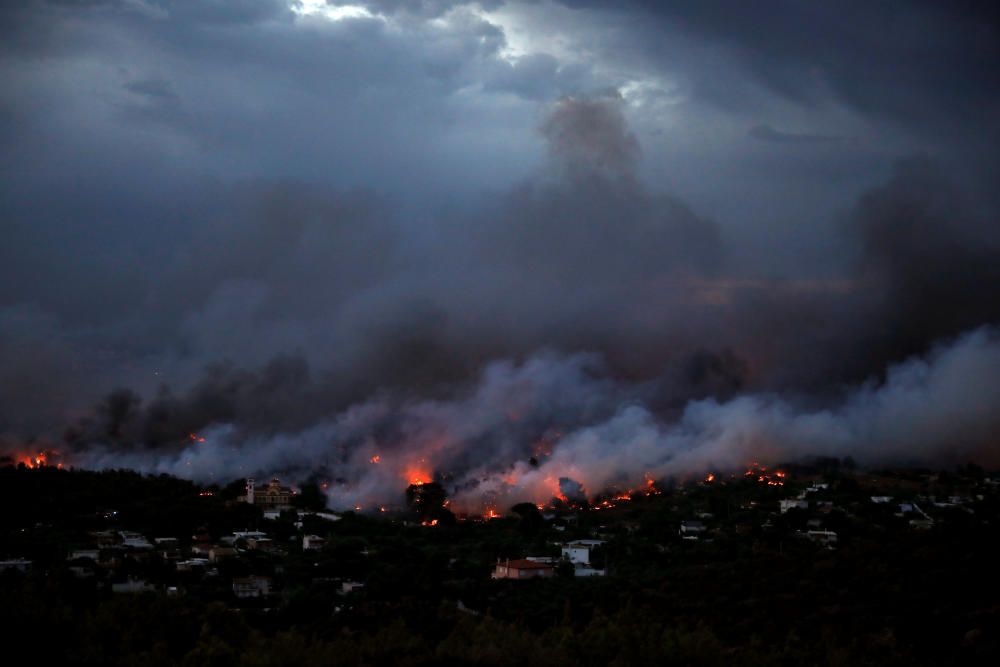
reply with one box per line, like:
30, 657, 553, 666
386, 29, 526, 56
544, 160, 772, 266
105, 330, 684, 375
63, 325, 1000, 511
2, 2, 999, 508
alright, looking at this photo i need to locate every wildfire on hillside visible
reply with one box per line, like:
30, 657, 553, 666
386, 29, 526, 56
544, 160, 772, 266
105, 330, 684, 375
745, 462, 786, 486
10, 449, 63, 469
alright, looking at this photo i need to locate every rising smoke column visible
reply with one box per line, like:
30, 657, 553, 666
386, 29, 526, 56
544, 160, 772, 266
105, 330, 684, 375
71, 326, 1000, 511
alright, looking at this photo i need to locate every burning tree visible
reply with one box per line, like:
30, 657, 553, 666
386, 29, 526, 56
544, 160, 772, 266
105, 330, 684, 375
405, 481, 452, 524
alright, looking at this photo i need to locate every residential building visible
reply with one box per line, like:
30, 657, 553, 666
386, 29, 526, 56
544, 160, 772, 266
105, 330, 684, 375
0, 559, 31, 573
249, 478, 294, 508
679, 520, 707, 538
492, 558, 555, 580
780, 499, 809, 514
112, 578, 155, 594
561, 539, 604, 564
341, 581, 365, 594
233, 576, 271, 598
303, 534, 326, 551
805, 530, 838, 546
119, 531, 153, 550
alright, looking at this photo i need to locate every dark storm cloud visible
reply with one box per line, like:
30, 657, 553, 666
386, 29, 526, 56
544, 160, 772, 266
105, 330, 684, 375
559, 0, 1000, 133
748, 124, 843, 145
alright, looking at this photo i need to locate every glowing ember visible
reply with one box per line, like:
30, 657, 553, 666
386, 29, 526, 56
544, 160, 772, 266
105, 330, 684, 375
404, 462, 432, 486
370, 455, 381, 464
744, 462, 785, 486
188, 433, 206, 443
705, 473, 716, 483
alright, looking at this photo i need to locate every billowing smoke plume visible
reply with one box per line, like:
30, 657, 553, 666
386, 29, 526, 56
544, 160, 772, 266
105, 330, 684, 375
69, 326, 1000, 511
3, 97, 1000, 508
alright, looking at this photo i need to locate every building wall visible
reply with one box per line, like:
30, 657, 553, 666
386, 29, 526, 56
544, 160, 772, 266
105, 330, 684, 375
562, 546, 590, 564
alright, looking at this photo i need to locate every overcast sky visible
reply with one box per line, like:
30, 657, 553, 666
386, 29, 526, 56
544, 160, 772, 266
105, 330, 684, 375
1, 1, 998, 483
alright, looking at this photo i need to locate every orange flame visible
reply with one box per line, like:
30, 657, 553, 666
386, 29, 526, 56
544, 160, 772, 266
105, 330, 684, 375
17, 450, 59, 469
404, 462, 432, 486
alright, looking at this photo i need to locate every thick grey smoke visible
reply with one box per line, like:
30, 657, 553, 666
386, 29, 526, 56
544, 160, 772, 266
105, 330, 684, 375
6, 96, 1000, 498
2, 1, 999, 501
73, 326, 1000, 511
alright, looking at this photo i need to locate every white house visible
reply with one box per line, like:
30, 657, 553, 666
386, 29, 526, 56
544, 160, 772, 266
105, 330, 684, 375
341, 580, 366, 594
679, 520, 707, 538
561, 539, 604, 564
119, 531, 153, 550
303, 534, 326, 551
779, 499, 809, 514
805, 530, 838, 546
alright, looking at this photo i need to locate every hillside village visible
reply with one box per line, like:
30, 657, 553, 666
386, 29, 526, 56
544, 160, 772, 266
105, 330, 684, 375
2, 459, 999, 664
